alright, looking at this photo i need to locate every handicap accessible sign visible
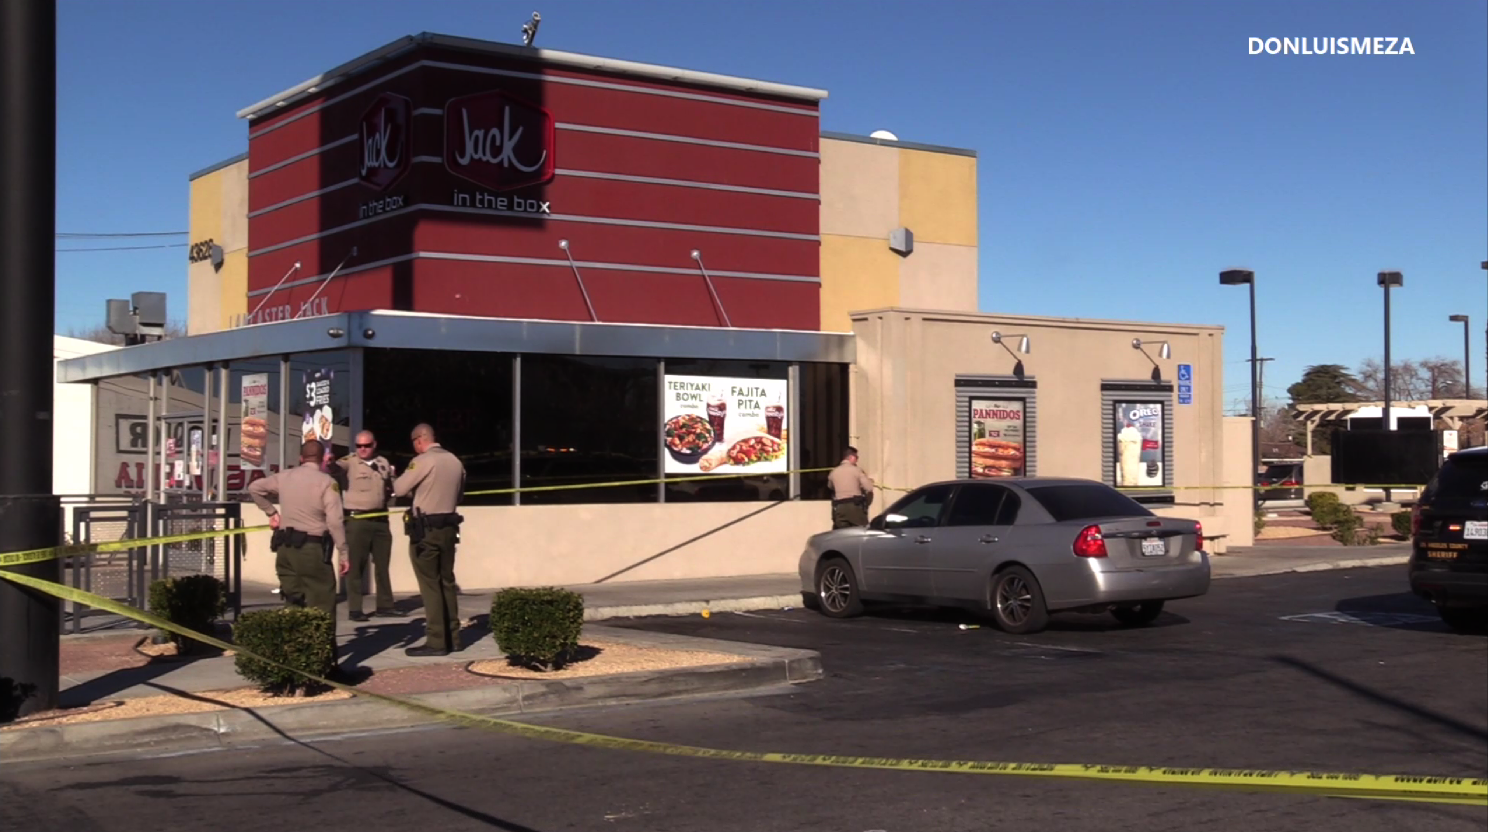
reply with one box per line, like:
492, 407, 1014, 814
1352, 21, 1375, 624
1177, 364, 1193, 405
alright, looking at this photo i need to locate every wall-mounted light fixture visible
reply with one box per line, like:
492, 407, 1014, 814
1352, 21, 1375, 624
991, 330, 1031, 378
1131, 337, 1172, 382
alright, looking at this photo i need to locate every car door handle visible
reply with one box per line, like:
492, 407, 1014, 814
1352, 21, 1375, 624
979, 535, 999, 544
915, 535, 933, 544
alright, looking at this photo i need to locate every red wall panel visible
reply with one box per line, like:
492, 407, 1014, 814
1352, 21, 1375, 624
410, 260, 819, 330
246, 44, 822, 330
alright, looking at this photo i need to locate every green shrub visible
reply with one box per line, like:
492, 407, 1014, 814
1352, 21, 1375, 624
1391, 510, 1413, 538
1329, 509, 1363, 545
0, 676, 37, 724
490, 587, 585, 671
1254, 511, 1267, 536
1310, 499, 1355, 530
232, 608, 336, 695
147, 575, 227, 654
1306, 491, 1341, 517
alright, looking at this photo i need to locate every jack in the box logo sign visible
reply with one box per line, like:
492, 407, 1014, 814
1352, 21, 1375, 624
358, 92, 412, 191
444, 90, 555, 192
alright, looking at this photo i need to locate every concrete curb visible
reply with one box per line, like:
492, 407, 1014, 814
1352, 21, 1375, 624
585, 594, 802, 621
1213, 555, 1410, 580
0, 646, 822, 765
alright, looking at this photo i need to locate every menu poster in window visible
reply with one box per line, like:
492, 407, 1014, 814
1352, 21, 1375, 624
968, 398, 1025, 478
301, 368, 334, 468
662, 374, 788, 475
1113, 401, 1164, 487
239, 373, 270, 470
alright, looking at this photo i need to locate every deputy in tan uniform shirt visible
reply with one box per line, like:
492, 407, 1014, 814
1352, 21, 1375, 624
247, 439, 350, 620
335, 430, 397, 621
392, 423, 467, 657
827, 446, 876, 529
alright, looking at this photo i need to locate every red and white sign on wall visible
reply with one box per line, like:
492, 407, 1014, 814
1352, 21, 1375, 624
359, 92, 412, 191
444, 90, 556, 191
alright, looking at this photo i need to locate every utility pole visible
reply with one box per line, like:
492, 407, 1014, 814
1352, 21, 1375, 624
1248, 356, 1274, 456
0, 0, 61, 717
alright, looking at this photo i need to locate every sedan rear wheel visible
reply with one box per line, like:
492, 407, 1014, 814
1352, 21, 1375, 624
816, 557, 864, 619
990, 566, 1049, 634
1111, 601, 1165, 627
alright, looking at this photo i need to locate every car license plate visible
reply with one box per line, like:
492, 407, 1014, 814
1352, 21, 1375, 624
1465, 521, 1488, 541
1140, 537, 1166, 557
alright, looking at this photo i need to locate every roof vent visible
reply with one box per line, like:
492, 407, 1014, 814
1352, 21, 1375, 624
869, 129, 899, 141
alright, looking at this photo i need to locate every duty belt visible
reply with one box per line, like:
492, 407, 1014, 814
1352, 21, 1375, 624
345, 509, 387, 519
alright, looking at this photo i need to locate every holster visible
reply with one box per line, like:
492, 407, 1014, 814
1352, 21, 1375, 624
321, 534, 334, 565
404, 510, 427, 545
270, 528, 285, 553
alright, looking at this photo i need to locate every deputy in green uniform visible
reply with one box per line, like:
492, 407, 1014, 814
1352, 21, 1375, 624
392, 423, 466, 657
248, 439, 350, 621
335, 429, 397, 621
828, 446, 876, 529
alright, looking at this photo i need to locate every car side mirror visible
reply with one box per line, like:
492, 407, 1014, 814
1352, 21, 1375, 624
881, 513, 909, 530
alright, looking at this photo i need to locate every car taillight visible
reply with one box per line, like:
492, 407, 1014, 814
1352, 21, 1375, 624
1410, 504, 1421, 536
1073, 525, 1108, 557
1195, 521, 1204, 550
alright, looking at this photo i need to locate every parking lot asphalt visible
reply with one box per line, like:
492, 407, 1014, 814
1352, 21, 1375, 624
3, 566, 1484, 832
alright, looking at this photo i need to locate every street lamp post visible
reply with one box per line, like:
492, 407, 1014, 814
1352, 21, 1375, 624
1220, 269, 1259, 513
0, 0, 61, 717
1449, 315, 1471, 400
1378, 271, 1403, 504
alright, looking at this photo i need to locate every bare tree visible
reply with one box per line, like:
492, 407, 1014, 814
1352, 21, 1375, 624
1417, 358, 1467, 398
1354, 358, 1435, 401
63, 319, 187, 346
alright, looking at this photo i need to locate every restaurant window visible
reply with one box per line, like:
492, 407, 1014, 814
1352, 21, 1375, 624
224, 358, 286, 501
1100, 381, 1174, 504
520, 355, 658, 505
798, 362, 851, 500
661, 359, 789, 503
287, 350, 354, 462
363, 349, 515, 507
956, 376, 1037, 481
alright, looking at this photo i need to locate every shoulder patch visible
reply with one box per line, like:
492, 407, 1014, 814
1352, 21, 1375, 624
406, 462, 416, 471
331, 482, 341, 493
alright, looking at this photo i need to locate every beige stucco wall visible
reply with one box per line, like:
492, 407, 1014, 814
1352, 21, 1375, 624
1220, 416, 1257, 548
239, 499, 825, 592
818, 136, 979, 332
187, 157, 249, 335
850, 307, 1244, 549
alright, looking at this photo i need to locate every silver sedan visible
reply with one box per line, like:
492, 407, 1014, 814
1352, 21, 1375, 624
798, 477, 1211, 634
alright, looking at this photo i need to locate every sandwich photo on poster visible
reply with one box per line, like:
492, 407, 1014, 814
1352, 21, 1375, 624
662, 374, 788, 475
239, 373, 270, 470
969, 398, 1025, 478
1113, 401, 1164, 487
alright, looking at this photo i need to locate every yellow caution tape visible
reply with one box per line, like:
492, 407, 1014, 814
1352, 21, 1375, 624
0, 569, 1482, 806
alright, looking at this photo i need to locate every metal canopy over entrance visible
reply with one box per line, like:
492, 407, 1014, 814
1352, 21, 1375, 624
1290, 399, 1486, 455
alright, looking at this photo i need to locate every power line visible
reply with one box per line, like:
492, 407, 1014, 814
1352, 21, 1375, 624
56, 243, 188, 252
56, 231, 187, 238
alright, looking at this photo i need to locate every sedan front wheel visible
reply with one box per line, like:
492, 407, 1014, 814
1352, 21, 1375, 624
816, 557, 864, 619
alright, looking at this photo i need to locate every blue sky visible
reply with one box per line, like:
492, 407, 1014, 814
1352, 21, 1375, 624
55, 0, 1487, 410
